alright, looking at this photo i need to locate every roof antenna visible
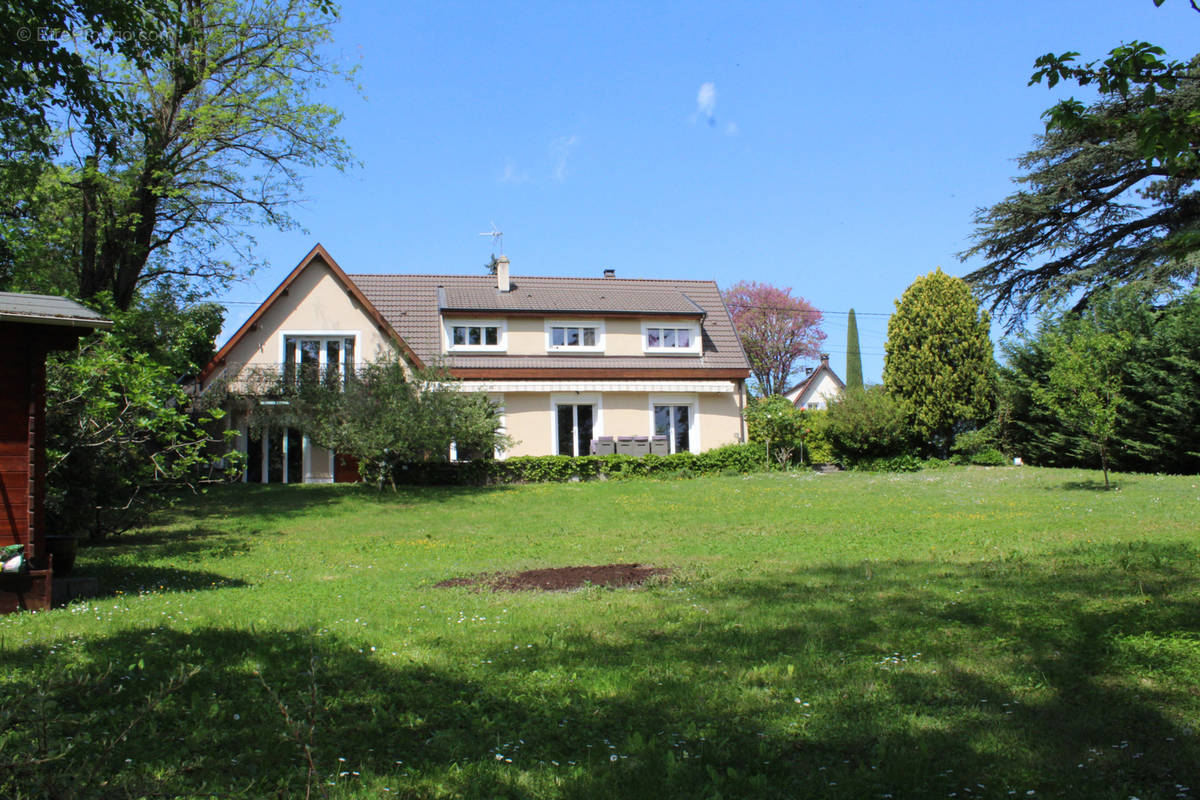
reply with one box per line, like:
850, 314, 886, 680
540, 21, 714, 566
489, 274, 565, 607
478, 222, 504, 255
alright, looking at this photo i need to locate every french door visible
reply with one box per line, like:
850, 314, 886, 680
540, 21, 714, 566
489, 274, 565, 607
555, 404, 594, 457
654, 404, 691, 453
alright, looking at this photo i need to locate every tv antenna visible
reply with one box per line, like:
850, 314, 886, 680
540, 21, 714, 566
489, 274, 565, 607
478, 222, 503, 254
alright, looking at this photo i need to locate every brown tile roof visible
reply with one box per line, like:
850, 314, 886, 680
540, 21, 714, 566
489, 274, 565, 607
348, 273, 750, 374
440, 284, 705, 315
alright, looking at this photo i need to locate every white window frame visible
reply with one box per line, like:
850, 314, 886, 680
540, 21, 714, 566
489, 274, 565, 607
491, 395, 509, 461
550, 392, 603, 456
648, 393, 699, 453
279, 330, 361, 377
545, 319, 605, 354
443, 318, 507, 353
642, 321, 702, 355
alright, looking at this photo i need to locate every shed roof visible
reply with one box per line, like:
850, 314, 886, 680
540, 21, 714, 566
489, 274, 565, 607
0, 292, 112, 329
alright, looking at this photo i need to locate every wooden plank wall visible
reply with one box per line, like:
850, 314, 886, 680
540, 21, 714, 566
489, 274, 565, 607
0, 327, 32, 552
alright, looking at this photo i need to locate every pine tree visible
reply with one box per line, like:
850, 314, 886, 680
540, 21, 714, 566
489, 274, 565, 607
845, 308, 863, 390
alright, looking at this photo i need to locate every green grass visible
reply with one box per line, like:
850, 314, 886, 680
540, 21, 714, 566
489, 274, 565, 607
2, 466, 1199, 799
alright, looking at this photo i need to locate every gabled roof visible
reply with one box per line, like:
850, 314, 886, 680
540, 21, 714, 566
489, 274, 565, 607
350, 273, 749, 374
0, 292, 112, 329
784, 355, 846, 405
199, 244, 422, 383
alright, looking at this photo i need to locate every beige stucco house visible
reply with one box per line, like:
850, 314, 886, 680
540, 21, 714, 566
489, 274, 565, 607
199, 244, 752, 483
782, 354, 845, 410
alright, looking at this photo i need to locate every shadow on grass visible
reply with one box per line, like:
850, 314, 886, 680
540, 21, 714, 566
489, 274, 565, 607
82, 564, 250, 598
148, 481, 523, 529
1060, 479, 1125, 491
3, 542, 1198, 799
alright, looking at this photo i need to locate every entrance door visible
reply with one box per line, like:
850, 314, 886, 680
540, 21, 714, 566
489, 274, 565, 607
555, 404, 594, 456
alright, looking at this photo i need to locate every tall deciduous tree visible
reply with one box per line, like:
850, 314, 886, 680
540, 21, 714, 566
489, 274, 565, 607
883, 269, 995, 453
0, 0, 175, 160
845, 307, 863, 390
962, 4, 1200, 327
722, 281, 824, 396
26, 0, 354, 309
1034, 320, 1131, 489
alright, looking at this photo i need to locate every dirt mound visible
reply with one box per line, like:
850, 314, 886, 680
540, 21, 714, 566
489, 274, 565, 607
435, 563, 671, 592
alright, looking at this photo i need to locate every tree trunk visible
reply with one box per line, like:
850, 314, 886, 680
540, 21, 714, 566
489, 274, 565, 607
77, 156, 107, 301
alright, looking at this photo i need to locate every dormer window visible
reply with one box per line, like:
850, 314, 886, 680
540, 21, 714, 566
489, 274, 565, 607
444, 319, 506, 352
643, 322, 702, 354
454, 324, 499, 347
545, 320, 605, 353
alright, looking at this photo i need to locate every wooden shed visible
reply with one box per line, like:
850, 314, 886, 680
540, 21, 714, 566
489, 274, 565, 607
1, 292, 111, 612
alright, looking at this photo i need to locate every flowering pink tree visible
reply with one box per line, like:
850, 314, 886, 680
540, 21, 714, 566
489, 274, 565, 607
722, 281, 825, 396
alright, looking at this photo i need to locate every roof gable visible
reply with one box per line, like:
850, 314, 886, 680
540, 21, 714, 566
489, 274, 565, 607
784, 358, 846, 405
199, 244, 422, 383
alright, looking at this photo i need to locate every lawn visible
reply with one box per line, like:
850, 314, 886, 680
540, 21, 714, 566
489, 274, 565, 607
2, 466, 1199, 799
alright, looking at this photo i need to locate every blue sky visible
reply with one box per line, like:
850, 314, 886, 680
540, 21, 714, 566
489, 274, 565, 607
215, 0, 1199, 384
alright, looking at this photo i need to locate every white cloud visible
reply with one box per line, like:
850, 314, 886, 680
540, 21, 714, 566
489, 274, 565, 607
550, 135, 578, 181
499, 161, 530, 184
696, 82, 717, 124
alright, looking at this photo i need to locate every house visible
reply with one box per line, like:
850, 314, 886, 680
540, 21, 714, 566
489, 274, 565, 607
198, 244, 751, 482
0, 292, 111, 612
782, 353, 844, 410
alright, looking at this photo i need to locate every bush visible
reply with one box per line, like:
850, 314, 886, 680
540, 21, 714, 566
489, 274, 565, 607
801, 409, 835, 464
969, 448, 1009, 466
951, 427, 1001, 463
389, 443, 768, 486
823, 386, 915, 464
845, 454, 923, 472
744, 395, 806, 464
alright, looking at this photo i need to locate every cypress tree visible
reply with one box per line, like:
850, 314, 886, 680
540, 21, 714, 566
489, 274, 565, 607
845, 308, 864, 390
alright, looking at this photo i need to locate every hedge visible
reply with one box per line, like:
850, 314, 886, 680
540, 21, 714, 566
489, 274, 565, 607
389, 442, 769, 486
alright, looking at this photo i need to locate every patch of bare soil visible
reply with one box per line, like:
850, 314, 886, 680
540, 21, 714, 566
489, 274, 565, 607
435, 563, 671, 592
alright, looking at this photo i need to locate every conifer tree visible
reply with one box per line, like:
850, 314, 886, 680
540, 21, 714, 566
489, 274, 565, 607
884, 269, 995, 454
845, 308, 864, 390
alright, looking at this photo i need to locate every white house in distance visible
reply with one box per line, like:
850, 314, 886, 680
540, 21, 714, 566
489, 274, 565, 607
782, 354, 845, 410
198, 244, 752, 483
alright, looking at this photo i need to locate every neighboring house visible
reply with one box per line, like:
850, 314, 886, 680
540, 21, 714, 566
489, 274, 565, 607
198, 244, 751, 483
782, 354, 845, 410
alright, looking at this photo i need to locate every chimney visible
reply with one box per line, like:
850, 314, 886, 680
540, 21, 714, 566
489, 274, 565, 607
820, 353, 830, 366
496, 255, 511, 292
603, 267, 615, 278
